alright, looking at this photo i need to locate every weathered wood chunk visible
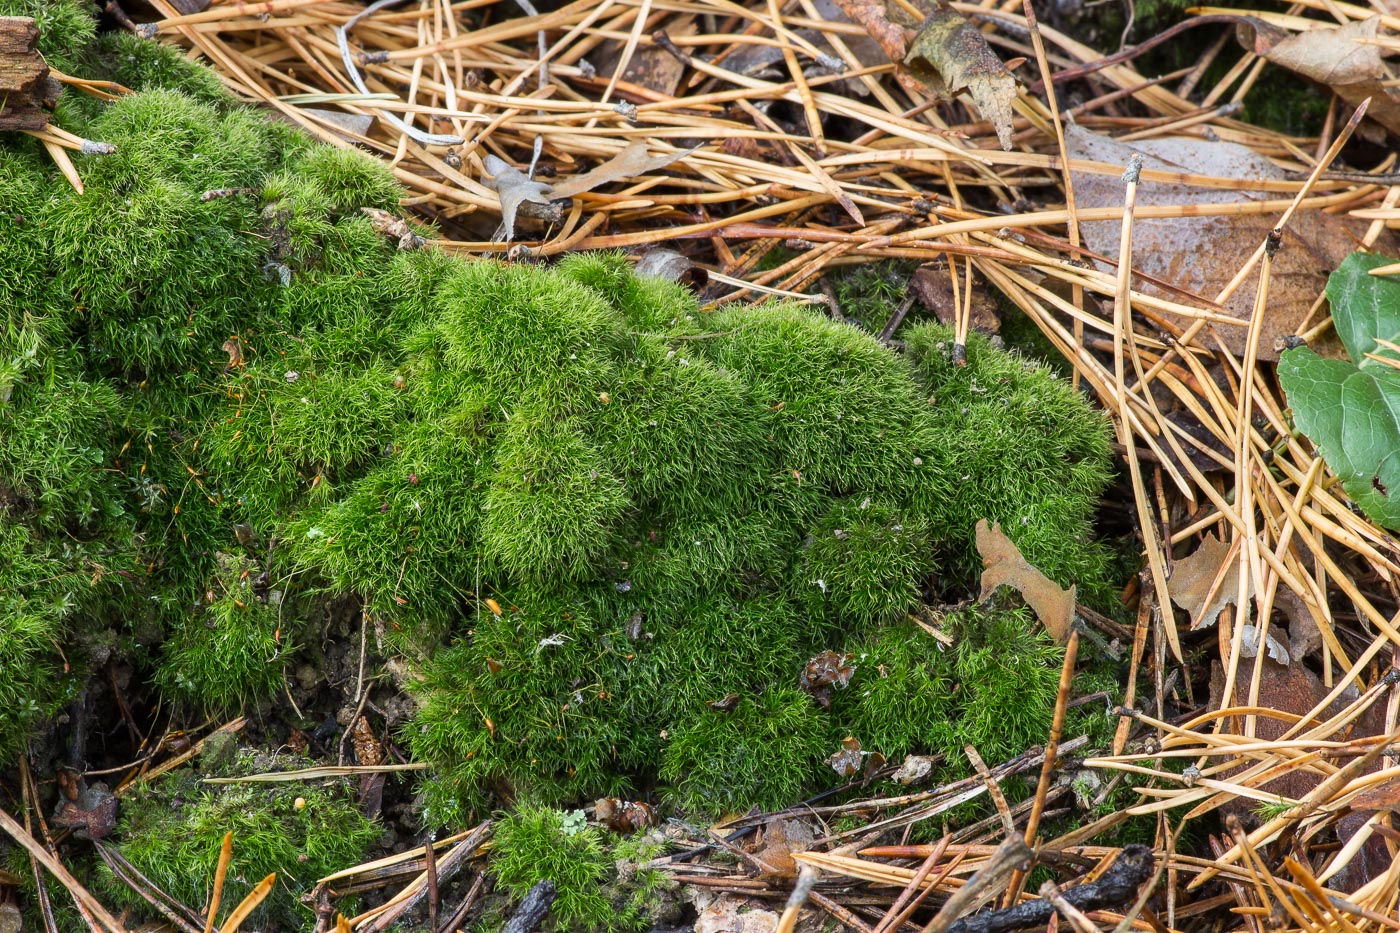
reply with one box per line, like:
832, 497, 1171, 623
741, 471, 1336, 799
0, 16, 60, 131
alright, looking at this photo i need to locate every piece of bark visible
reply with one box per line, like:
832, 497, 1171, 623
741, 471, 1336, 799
501, 880, 557, 933
0, 17, 61, 131
944, 845, 1155, 933
911, 265, 1000, 333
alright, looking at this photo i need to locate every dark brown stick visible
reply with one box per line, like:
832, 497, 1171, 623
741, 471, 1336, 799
501, 880, 557, 933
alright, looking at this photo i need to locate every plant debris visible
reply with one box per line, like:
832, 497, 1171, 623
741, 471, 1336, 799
975, 520, 1076, 643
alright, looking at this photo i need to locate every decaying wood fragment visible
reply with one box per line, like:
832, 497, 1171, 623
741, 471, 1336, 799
0, 17, 61, 131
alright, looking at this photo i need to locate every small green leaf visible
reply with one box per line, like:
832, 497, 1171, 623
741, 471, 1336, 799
1326, 251, 1400, 369
1278, 346, 1400, 530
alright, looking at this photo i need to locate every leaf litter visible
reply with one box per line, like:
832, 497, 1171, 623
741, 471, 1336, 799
1235, 15, 1400, 138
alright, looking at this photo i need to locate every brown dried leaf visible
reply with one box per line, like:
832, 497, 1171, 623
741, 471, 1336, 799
1170, 533, 1242, 631
481, 154, 551, 241
1169, 533, 1321, 662
863, 750, 887, 785
800, 650, 855, 708
904, 5, 1017, 150
1209, 658, 1390, 891
830, 0, 912, 62
359, 772, 386, 819
1352, 776, 1400, 813
1067, 126, 1384, 360
750, 818, 812, 880
52, 780, 117, 841
549, 141, 695, 200
910, 264, 1000, 333
594, 797, 659, 834
828, 735, 864, 777
593, 18, 695, 96
975, 519, 1075, 643
707, 692, 741, 713
1240, 16, 1400, 138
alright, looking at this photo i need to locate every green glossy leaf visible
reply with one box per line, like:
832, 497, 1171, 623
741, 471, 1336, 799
1326, 251, 1400, 369
1278, 346, 1400, 530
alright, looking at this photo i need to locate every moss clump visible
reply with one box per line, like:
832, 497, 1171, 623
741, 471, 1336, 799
661, 686, 831, 815
155, 551, 290, 712
1, 26, 1116, 822
905, 325, 1114, 600
796, 498, 932, 623
834, 607, 1062, 764
85, 31, 233, 105
826, 259, 919, 333
51, 90, 283, 375
488, 806, 666, 933
0, 524, 77, 755
98, 756, 377, 930
410, 589, 640, 816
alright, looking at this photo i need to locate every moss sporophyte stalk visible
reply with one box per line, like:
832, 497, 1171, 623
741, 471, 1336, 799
2, 1, 1121, 921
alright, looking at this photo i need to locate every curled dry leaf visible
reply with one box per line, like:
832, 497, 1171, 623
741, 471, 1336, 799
52, 776, 118, 841
751, 818, 813, 880
550, 141, 696, 200
484, 143, 694, 240
634, 248, 709, 290
481, 153, 551, 241
903, 4, 1018, 150
800, 650, 855, 708
975, 519, 1074, 644
1237, 16, 1400, 138
594, 797, 659, 834
828, 735, 864, 777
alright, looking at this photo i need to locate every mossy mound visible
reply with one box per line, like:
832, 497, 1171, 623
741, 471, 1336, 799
2, 10, 1115, 831
485, 805, 673, 933
94, 750, 378, 929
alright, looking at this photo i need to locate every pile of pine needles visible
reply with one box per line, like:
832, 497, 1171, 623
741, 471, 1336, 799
66, 0, 1400, 927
